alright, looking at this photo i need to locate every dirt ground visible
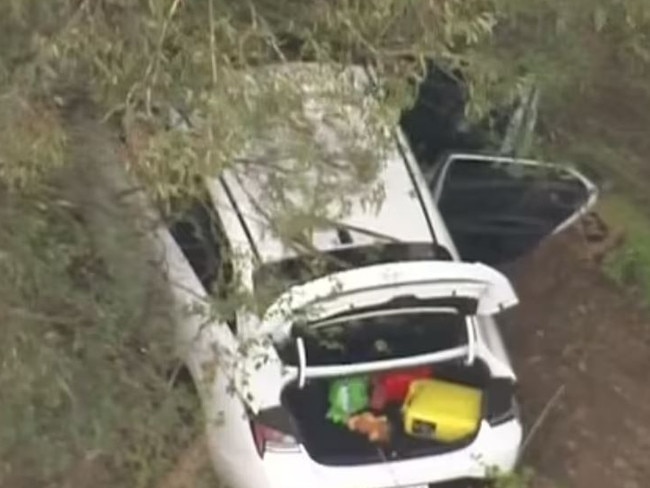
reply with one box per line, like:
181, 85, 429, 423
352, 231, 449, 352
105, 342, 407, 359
501, 223, 650, 488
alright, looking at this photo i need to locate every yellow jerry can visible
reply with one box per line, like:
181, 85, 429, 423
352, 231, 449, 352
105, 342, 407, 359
402, 378, 483, 442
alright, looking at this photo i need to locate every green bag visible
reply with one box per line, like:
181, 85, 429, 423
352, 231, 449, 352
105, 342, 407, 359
326, 375, 370, 424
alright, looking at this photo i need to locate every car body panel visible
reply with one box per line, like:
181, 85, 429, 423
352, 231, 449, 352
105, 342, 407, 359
258, 260, 518, 339
253, 419, 522, 488
233, 260, 519, 414
208, 418, 521, 488
430, 153, 599, 264
220, 155, 435, 264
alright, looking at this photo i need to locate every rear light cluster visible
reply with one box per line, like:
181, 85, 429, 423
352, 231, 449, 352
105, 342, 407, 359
252, 422, 298, 456
250, 406, 299, 457
485, 378, 518, 426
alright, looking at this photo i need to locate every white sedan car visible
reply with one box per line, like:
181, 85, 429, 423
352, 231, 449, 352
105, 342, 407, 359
106, 63, 597, 488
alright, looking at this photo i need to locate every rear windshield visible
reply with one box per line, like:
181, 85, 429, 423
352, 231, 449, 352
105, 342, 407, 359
253, 242, 452, 305
276, 309, 467, 366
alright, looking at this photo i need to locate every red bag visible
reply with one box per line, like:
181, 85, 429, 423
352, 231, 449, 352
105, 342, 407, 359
371, 366, 432, 410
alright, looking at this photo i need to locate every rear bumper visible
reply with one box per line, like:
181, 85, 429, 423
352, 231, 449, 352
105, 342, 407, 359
262, 418, 522, 488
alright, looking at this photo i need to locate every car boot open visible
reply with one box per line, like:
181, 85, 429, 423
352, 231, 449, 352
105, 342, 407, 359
281, 359, 492, 466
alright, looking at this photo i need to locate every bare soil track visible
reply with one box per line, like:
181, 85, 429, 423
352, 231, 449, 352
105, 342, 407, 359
502, 224, 650, 488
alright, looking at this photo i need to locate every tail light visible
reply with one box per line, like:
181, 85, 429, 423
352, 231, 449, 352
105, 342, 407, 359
250, 406, 300, 457
485, 378, 518, 426
251, 422, 299, 457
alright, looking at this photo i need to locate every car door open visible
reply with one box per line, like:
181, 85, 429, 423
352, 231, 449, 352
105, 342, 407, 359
430, 153, 598, 265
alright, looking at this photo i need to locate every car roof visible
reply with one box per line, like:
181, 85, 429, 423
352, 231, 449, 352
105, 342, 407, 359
220, 156, 434, 263
209, 62, 436, 264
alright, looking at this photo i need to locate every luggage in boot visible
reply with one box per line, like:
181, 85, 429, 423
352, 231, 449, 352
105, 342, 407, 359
370, 366, 432, 409
402, 378, 482, 443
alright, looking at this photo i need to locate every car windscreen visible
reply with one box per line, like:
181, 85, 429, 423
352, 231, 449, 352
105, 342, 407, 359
253, 242, 452, 306
276, 309, 468, 366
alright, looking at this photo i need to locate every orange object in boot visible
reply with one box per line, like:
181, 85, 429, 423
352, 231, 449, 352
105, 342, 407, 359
347, 412, 391, 443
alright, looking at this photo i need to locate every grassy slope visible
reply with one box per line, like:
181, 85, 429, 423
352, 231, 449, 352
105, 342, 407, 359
541, 63, 650, 308
600, 196, 650, 307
